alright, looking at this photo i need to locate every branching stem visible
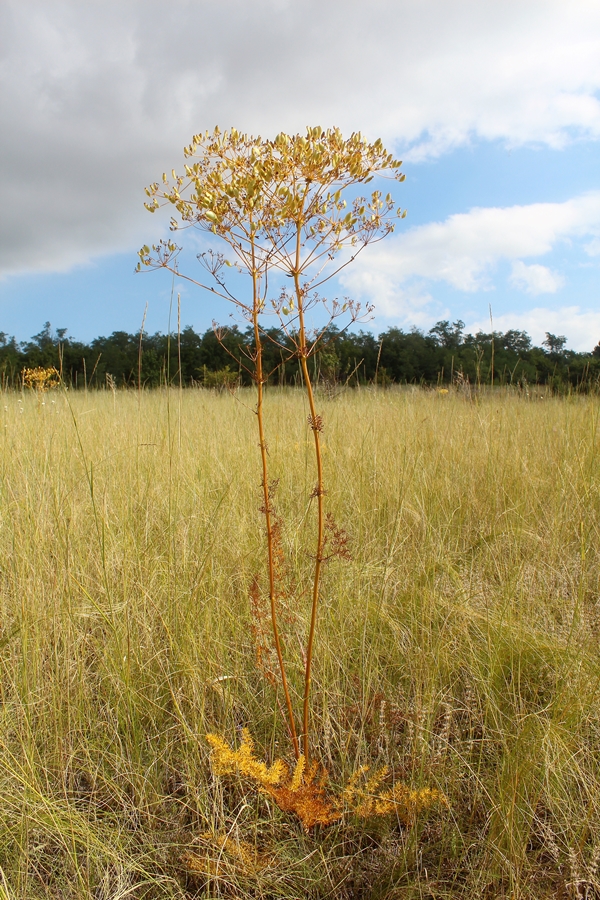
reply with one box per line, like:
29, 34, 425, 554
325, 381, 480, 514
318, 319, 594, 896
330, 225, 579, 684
293, 217, 325, 763
252, 233, 299, 759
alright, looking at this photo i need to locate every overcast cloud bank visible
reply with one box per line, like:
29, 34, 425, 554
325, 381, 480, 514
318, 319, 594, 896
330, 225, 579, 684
2, 0, 600, 277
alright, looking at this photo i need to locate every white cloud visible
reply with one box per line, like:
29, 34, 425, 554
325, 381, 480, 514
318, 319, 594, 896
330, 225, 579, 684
467, 307, 600, 352
340, 191, 600, 310
1, 0, 600, 275
340, 268, 442, 326
585, 238, 600, 257
509, 261, 565, 295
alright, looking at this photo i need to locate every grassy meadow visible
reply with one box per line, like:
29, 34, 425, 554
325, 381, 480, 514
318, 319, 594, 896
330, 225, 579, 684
1, 384, 600, 899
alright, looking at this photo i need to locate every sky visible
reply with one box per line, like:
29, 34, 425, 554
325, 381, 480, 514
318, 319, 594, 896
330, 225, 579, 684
1, 0, 599, 350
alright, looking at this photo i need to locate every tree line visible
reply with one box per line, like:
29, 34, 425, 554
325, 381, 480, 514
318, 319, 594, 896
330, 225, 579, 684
2, 319, 600, 391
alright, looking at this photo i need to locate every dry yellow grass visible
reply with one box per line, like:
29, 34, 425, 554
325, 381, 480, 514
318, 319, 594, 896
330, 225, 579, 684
0, 385, 599, 898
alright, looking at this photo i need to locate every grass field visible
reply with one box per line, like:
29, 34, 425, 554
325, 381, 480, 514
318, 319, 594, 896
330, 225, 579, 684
1, 385, 599, 899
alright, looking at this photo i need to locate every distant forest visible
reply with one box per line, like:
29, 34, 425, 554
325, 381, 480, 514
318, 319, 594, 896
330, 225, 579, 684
2, 319, 600, 390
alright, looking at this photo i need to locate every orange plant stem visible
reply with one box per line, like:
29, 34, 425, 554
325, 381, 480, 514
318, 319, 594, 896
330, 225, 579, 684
294, 269, 325, 764
252, 252, 299, 760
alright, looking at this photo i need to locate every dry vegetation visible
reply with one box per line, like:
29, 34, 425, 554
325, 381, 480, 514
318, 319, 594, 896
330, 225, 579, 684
1, 385, 600, 899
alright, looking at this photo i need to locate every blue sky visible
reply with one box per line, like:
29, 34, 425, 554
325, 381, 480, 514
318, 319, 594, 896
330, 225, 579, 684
1, 1, 599, 349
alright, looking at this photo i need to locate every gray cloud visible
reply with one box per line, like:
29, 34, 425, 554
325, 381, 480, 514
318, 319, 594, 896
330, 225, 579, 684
2, 0, 600, 276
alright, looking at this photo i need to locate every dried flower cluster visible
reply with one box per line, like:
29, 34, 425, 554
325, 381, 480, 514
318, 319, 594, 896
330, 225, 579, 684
22, 366, 60, 391
342, 765, 448, 824
181, 830, 273, 878
206, 730, 446, 831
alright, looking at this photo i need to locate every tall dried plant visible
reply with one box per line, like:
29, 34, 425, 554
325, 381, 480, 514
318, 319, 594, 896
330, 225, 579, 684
139, 126, 405, 762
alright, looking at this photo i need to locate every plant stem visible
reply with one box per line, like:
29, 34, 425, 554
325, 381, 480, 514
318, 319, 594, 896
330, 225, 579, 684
293, 252, 325, 764
251, 239, 299, 759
